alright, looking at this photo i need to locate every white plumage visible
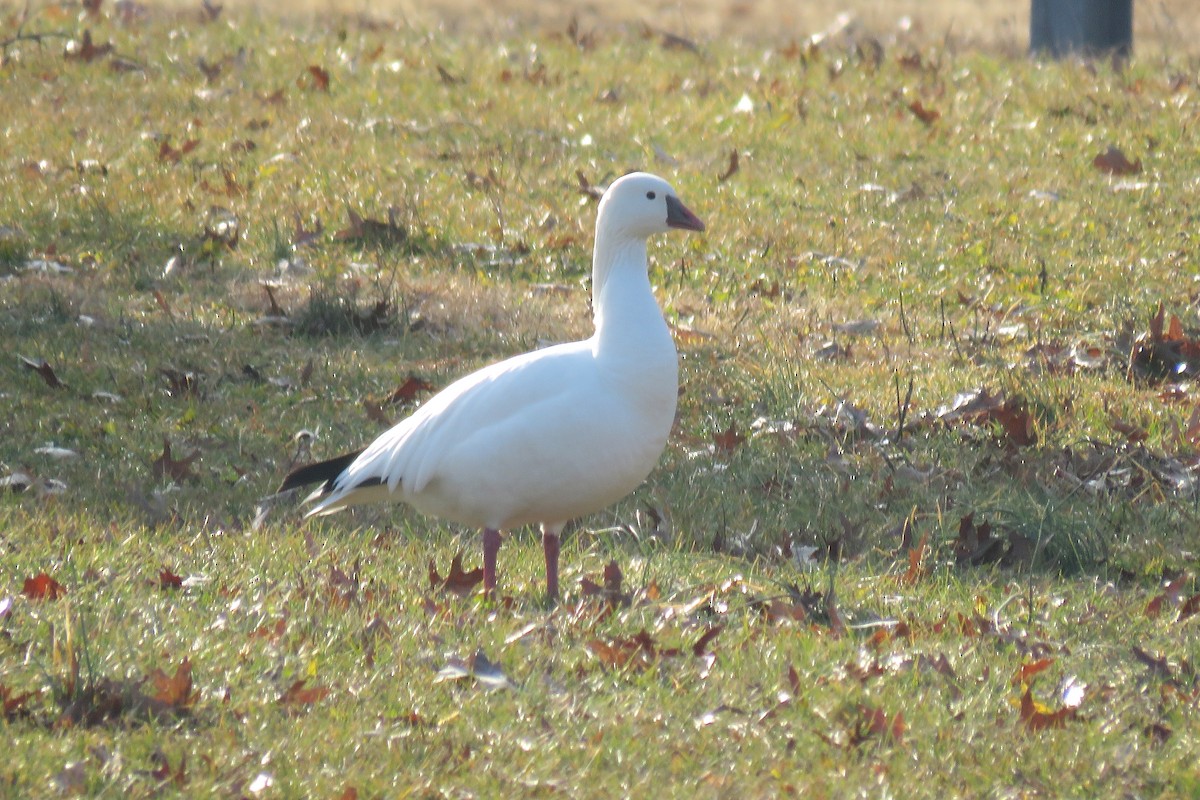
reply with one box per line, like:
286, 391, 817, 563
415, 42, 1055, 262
278, 172, 704, 599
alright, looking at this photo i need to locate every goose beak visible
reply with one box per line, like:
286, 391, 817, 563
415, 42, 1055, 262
665, 195, 705, 232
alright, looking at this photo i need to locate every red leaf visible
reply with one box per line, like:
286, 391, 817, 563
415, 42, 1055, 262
1011, 657, 1055, 685
278, 679, 330, 706
158, 568, 183, 590
385, 375, 436, 405
1092, 145, 1142, 176
23, 572, 66, 600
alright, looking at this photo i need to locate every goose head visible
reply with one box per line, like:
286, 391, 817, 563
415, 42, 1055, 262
596, 172, 705, 240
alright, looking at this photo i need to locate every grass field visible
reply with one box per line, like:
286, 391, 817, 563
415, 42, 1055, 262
2, 1, 1200, 797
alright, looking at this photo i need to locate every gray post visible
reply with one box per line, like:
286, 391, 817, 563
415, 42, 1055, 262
1030, 0, 1133, 58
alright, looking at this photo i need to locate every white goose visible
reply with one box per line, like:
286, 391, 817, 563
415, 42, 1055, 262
278, 172, 704, 600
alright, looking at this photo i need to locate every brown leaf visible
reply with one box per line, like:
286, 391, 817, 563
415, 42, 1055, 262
292, 214, 324, 248
717, 149, 739, 183
23, 572, 67, 600
157, 138, 199, 164
19, 355, 64, 388
333, 206, 407, 246
713, 422, 745, 453
1, 684, 38, 720
278, 679, 331, 706
853, 705, 905, 745
691, 625, 723, 657
145, 659, 197, 712
302, 65, 330, 91
907, 100, 940, 125
955, 513, 1003, 566
1012, 657, 1055, 685
158, 568, 183, 590
152, 438, 200, 483
65, 29, 113, 62
587, 630, 665, 671
939, 389, 1036, 447
1093, 145, 1142, 176
899, 532, 928, 586
1019, 686, 1076, 731
575, 170, 605, 201
579, 560, 629, 607
249, 618, 288, 642
1131, 645, 1172, 676
1179, 592, 1200, 623
428, 551, 484, 597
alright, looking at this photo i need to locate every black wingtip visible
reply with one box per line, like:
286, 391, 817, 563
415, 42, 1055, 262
277, 449, 364, 494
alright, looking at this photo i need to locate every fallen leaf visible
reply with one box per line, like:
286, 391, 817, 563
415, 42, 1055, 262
278, 679, 330, 706
579, 560, 629, 607
587, 630, 675, 671
151, 438, 200, 483
333, 206, 407, 246
19, 355, 64, 388
158, 568, 183, 590
899, 532, 928, 585
23, 572, 67, 600
144, 659, 198, 713
1131, 645, 1172, 676
1018, 686, 1076, 731
64, 29, 113, 62
1093, 145, 1142, 176
907, 100, 940, 125
301, 64, 330, 91
1179, 593, 1200, 623
691, 625, 724, 657
1012, 657, 1055, 685
713, 423, 745, 453
428, 551, 484, 597
717, 149, 739, 182
2, 684, 39, 720
157, 138, 199, 164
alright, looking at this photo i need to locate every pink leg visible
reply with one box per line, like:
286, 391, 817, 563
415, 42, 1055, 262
542, 526, 561, 602
482, 528, 502, 597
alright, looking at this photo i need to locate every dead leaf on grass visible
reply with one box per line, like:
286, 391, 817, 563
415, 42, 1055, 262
1093, 145, 1142, 176
278, 679, 331, 706
23, 572, 67, 600
428, 551, 484, 597
151, 438, 200, 483
19, 355, 64, 388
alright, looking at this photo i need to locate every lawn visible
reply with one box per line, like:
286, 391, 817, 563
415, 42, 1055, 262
1, 1, 1198, 797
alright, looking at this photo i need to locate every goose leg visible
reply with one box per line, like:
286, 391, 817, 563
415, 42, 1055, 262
542, 525, 562, 602
482, 528, 502, 596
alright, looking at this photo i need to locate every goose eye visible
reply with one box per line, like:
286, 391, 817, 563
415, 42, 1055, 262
646, 191, 656, 200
